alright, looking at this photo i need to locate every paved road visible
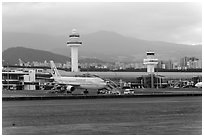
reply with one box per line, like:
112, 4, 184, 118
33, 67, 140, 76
2, 96, 202, 135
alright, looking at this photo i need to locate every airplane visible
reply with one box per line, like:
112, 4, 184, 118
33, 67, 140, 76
50, 60, 107, 94
195, 82, 202, 88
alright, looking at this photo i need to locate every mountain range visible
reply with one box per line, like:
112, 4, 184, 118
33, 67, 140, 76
2, 31, 202, 62
2, 47, 105, 65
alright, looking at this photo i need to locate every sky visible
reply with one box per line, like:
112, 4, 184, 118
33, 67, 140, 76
2, 2, 202, 45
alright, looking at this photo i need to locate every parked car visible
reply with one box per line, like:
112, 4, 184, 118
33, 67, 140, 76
123, 88, 135, 94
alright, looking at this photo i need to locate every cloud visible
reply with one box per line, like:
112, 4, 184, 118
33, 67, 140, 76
2, 2, 202, 44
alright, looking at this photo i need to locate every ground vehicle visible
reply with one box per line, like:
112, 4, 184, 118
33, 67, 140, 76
195, 82, 202, 88
97, 89, 121, 95
123, 87, 134, 94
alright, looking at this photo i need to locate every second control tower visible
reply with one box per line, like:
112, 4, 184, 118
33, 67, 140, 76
143, 51, 158, 88
67, 29, 82, 72
143, 51, 158, 73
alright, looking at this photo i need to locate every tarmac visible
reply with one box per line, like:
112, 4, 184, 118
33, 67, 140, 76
2, 88, 202, 101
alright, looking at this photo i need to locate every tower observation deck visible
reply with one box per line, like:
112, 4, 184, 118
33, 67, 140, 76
67, 29, 82, 72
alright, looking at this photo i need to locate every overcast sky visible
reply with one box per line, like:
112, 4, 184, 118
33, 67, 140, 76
2, 2, 202, 45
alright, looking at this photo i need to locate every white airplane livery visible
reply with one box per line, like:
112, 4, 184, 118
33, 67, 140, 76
50, 60, 107, 93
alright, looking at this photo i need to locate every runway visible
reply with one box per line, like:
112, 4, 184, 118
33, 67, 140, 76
2, 96, 202, 135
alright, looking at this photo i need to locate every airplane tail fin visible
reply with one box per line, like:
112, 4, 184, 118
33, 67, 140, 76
50, 60, 61, 77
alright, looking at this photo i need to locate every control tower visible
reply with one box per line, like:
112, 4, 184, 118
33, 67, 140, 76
143, 52, 158, 88
67, 29, 82, 72
143, 51, 158, 73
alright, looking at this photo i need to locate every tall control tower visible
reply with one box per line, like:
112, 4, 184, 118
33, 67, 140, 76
143, 52, 158, 88
143, 51, 158, 73
67, 29, 82, 72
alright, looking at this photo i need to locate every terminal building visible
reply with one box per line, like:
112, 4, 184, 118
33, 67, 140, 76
2, 68, 52, 90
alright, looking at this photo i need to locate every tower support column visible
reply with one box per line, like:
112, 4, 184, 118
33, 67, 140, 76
151, 73, 154, 88
71, 46, 79, 72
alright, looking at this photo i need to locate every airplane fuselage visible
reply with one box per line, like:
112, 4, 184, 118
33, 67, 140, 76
53, 76, 107, 89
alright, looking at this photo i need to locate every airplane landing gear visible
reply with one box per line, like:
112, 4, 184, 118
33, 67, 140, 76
97, 89, 100, 94
83, 89, 89, 95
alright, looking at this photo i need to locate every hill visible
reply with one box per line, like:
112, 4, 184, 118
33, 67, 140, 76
2, 47, 105, 65
2, 31, 202, 62
80, 31, 202, 61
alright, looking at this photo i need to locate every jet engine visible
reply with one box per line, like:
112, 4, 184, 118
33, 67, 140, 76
66, 85, 75, 92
